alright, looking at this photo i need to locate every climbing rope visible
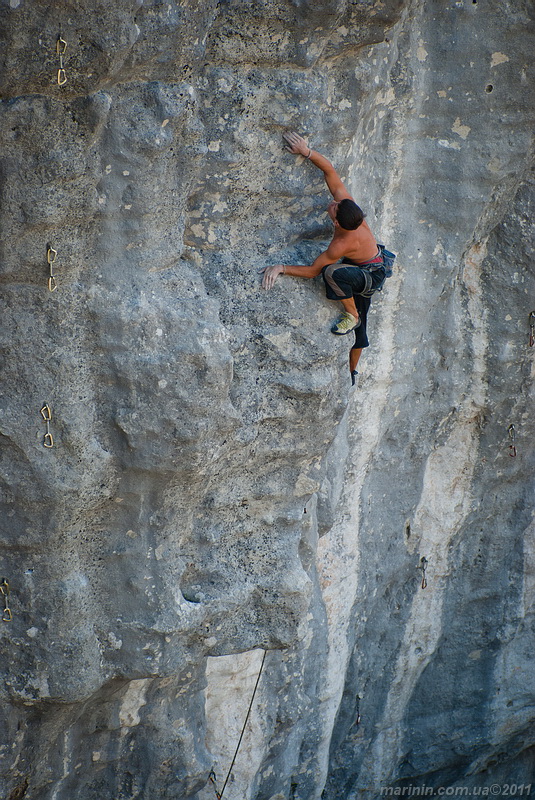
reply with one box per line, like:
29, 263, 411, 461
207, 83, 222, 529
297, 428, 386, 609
47, 246, 58, 292
418, 557, 428, 589
508, 424, 516, 458
210, 650, 267, 799
40, 404, 54, 448
1, 579, 12, 622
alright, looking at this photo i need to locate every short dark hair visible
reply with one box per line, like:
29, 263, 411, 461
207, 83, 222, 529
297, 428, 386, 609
336, 199, 366, 230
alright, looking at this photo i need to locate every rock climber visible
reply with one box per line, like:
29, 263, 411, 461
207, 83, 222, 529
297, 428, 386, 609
261, 131, 388, 385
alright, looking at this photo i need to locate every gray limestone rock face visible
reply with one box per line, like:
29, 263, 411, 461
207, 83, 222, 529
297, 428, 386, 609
0, 1, 534, 799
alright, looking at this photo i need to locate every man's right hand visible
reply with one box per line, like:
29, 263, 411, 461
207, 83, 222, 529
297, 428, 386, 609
260, 265, 284, 289
283, 131, 311, 157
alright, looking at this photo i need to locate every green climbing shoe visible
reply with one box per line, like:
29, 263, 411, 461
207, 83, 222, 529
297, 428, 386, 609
331, 312, 361, 335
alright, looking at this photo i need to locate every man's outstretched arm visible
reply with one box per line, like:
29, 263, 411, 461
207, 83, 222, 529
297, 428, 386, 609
283, 131, 353, 202
261, 241, 346, 290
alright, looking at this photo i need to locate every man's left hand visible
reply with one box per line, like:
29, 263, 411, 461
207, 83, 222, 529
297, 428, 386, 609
261, 265, 284, 289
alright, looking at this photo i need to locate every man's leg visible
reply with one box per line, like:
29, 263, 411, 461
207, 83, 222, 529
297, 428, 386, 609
350, 346, 362, 386
340, 296, 359, 322
350, 347, 362, 373
322, 266, 363, 332
349, 294, 370, 385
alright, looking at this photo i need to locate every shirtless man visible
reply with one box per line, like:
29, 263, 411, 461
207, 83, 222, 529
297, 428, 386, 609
262, 131, 386, 384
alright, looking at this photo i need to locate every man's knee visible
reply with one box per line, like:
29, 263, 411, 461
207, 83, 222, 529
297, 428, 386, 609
323, 264, 349, 298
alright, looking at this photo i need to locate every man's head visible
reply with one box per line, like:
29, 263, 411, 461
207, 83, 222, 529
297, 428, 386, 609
327, 198, 366, 230
336, 198, 366, 230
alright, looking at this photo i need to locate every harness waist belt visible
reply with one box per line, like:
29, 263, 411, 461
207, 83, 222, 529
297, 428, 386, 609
344, 251, 384, 271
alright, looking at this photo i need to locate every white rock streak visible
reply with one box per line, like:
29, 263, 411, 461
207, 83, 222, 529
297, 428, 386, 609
201, 650, 266, 800
358, 240, 490, 788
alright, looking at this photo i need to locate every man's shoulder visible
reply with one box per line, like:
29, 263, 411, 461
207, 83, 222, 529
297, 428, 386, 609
327, 235, 352, 258
327, 232, 361, 259
327, 227, 378, 264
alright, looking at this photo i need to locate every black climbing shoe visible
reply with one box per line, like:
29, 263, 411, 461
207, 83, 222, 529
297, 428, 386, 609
351, 370, 359, 387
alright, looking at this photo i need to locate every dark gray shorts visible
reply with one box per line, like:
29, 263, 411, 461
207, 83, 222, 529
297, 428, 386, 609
322, 262, 385, 300
321, 260, 386, 350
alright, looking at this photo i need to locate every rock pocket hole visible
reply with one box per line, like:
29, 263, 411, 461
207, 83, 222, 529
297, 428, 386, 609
404, 520, 411, 539
181, 591, 201, 604
8, 778, 29, 800
485, 84, 494, 93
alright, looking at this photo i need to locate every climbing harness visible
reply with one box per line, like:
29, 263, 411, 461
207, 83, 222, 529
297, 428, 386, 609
360, 244, 396, 297
358, 269, 375, 298
40, 404, 54, 448
56, 34, 67, 86
418, 557, 428, 589
322, 239, 395, 306
1, 579, 12, 622
529, 311, 535, 347
377, 244, 396, 278
47, 246, 58, 292
210, 650, 267, 800
354, 244, 396, 297
355, 694, 361, 726
508, 424, 516, 458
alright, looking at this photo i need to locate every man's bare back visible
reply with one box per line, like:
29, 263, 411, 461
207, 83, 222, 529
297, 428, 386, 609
329, 217, 378, 265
